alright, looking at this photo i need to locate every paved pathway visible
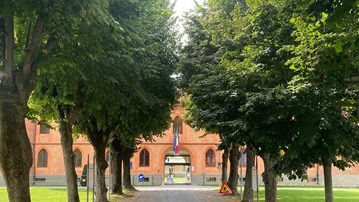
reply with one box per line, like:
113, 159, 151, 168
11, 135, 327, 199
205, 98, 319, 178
118, 185, 236, 202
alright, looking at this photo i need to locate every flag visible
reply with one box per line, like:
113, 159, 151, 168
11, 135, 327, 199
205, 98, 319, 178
173, 130, 179, 154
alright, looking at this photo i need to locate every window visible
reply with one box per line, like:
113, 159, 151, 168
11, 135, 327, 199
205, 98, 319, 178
74, 149, 82, 167
205, 149, 215, 167
206, 177, 217, 182
173, 116, 183, 134
38, 149, 48, 167
40, 124, 50, 134
139, 149, 149, 167
35, 178, 46, 182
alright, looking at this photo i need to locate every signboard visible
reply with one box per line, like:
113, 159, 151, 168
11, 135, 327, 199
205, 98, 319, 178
130, 162, 132, 169
219, 181, 233, 195
138, 174, 145, 182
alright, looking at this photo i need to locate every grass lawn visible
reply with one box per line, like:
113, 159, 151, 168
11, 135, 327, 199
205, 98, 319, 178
0, 187, 135, 202
164, 177, 188, 183
0, 188, 95, 202
248, 186, 359, 202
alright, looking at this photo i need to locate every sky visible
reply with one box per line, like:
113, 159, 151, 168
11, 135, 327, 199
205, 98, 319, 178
171, 0, 205, 43
172, 0, 204, 17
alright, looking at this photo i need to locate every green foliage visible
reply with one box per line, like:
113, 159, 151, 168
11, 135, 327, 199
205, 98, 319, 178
29, 0, 177, 151
180, 0, 359, 183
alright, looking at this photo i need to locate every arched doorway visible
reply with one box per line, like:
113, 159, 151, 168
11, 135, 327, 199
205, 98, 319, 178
164, 148, 191, 185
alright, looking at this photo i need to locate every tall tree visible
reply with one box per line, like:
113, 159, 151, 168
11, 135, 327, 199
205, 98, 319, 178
276, 1, 359, 202
0, 1, 106, 201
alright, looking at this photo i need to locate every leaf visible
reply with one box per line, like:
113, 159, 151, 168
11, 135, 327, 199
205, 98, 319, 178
334, 41, 343, 53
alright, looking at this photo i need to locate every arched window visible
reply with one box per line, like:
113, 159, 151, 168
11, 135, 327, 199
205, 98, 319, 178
74, 149, 82, 167
38, 149, 48, 168
205, 149, 215, 167
173, 116, 183, 134
139, 149, 149, 167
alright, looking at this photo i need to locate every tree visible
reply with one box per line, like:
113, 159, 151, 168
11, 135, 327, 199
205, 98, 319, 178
107, 0, 177, 194
0, 1, 106, 201
276, 1, 359, 201
28, 3, 131, 200
180, 1, 296, 201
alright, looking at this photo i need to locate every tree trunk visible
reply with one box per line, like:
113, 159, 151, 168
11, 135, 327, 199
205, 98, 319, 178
243, 149, 255, 202
93, 144, 109, 202
110, 138, 124, 194
0, 16, 33, 201
123, 147, 135, 190
262, 155, 278, 202
227, 144, 239, 196
0, 98, 32, 202
323, 161, 333, 202
221, 147, 229, 183
59, 120, 80, 202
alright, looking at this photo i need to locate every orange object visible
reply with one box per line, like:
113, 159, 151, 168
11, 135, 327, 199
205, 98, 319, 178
219, 181, 233, 195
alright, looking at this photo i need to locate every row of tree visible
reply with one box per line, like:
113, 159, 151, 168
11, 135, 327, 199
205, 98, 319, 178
0, 0, 178, 202
179, 1, 359, 202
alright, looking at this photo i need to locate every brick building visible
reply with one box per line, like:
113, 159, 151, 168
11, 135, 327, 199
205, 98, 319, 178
0, 106, 358, 187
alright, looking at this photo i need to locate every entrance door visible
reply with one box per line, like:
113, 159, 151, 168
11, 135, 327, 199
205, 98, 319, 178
164, 154, 191, 185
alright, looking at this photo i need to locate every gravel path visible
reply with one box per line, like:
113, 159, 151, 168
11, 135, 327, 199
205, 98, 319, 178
118, 186, 236, 202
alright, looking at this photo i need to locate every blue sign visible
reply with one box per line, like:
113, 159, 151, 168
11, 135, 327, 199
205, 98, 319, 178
138, 174, 145, 181
130, 162, 132, 169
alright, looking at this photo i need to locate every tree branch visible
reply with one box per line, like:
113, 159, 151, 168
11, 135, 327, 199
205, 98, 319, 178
22, 18, 44, 74
3, 16, 15, 83
0, 18, 5, 68
24, 18, 33, 50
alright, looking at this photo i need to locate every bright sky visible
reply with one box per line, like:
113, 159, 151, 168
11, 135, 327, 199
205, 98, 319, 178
172, 0, 204, 17
172, 0, 205, 43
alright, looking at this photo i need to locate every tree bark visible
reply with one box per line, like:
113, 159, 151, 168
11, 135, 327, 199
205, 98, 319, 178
0, 18, 4, 61
221, 147, 229, 183
323, 161, 333, 202
262, 155, 278, 202
0, 16, 35, 202
110, 138, 124, 194
227, 144, 239, 196
243, 149, 255, 202
59, 120, 80, 202
123, 147, 135, 190
93, 143, 109, 202
0, 97, 32, 202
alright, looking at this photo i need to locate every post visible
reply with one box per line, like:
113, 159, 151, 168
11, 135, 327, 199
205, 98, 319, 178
93, 155, 95, 202
317, 164, 320, 185
218, 148, 221, 185
108, 147, 111, 200
256, 156, 259, 202
87, 155, 89, 202
239, 148, 243, 201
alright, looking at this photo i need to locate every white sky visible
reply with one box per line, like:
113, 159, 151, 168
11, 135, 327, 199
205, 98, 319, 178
171, 0, 205, 43
172, 0, 204, 17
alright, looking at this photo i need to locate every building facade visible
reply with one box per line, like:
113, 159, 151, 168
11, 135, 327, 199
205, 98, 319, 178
0, 106, 359, 187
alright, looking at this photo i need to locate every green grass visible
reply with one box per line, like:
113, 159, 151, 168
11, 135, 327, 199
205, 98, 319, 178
0, 188, 95, 202
247, 187, 359, 202
164, 177, 188, 183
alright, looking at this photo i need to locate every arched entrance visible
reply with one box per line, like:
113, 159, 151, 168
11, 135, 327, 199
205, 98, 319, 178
164, 148, 191, 185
